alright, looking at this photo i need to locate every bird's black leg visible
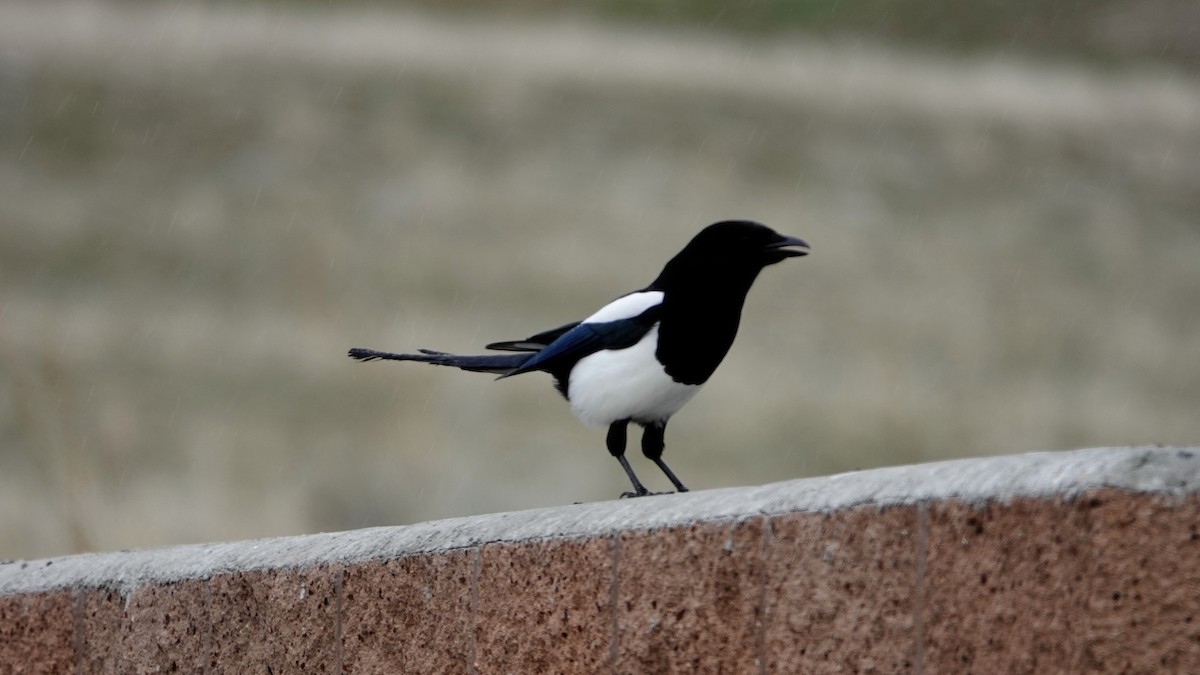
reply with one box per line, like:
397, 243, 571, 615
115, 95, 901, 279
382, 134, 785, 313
608, 419, 650, 498
641, 420, 688, 493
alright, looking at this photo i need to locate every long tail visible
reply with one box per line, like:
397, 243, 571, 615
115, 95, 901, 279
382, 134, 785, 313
348, 347, 531, 375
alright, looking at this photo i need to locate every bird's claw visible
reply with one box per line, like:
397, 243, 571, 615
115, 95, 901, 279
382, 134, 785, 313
619, 490, 676, 499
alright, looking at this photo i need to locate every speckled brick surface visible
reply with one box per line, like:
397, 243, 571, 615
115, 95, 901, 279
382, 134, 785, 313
1079, 491, 1200, 672
121, 579, 213, 674
764, 505, 919, 674
2, 447, 1198, 674
72, 579, 215, 674
77, 588, 129, 673
615, 519, 765, 674
923, 497, 1094, 673
476, 537, 614, 673
341, 549, 475, 673
0, 588, 74, 675
208, 566, 341, 673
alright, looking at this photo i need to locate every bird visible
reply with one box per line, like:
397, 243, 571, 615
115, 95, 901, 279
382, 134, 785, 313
348, 219, 809, 498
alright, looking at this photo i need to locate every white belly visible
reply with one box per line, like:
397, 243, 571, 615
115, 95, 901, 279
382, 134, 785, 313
566, 324, 701, 428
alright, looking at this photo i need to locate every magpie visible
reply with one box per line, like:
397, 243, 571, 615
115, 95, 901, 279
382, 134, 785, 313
348, 220, 809, 498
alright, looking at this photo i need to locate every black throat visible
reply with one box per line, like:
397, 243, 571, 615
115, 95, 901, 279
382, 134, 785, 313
648, 262, 763, 386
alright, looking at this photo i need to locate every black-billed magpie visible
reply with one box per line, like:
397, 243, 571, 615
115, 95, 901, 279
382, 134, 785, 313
349, 220, 809, 498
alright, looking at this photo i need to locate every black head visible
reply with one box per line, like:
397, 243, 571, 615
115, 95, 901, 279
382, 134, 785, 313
651, 220, 809, 291
689, 220, 809, 265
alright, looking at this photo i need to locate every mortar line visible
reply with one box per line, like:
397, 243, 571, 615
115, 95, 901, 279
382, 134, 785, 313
608, 532, 622, 672
913, 502, 928, 675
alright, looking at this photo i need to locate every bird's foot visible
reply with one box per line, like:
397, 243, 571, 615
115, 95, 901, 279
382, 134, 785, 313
618, 490, 678, 499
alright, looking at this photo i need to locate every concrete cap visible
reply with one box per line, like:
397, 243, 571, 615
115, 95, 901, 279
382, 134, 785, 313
1, 445, 1195, 596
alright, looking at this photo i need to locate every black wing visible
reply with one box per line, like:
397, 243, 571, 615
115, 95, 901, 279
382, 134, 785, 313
485, 321, 580, 352
496, 305, 662, 380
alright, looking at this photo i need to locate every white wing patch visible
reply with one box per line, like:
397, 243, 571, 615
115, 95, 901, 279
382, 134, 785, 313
582, 291, 664, 324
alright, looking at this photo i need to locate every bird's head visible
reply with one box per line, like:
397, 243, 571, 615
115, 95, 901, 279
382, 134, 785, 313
696, 220, 809, 266
650, 219, 809, 293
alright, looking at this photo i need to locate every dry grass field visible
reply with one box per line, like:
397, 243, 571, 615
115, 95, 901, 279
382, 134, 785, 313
2, 1, 1198, 558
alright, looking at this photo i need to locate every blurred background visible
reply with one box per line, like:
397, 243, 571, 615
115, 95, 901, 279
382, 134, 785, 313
2, 0, 1198, 559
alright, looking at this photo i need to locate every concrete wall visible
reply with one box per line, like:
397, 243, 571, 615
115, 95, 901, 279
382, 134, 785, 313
2, 446, 1198, 674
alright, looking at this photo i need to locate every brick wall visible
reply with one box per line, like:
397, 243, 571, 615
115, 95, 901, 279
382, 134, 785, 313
2, 446, 1198, 673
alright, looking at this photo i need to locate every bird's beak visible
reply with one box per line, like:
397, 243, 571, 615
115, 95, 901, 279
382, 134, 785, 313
761, 235, 810, 264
